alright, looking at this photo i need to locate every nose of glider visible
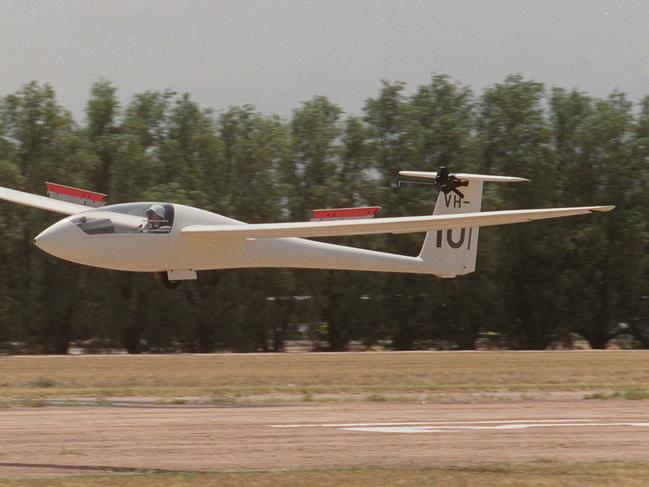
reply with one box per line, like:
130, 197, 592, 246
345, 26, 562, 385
34, 220, 72, 258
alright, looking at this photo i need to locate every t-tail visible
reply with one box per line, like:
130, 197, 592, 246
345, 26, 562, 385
399, 168, 529, 278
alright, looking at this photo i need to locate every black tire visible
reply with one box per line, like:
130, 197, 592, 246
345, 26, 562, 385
160, 272, 181, 289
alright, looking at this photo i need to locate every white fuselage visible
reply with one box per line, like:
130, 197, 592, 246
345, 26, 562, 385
34, 203, 431, 275
3, 172, 612, 281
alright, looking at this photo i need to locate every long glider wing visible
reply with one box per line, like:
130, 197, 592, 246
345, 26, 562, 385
182, 206, 614, 239
0, 186, 89, 215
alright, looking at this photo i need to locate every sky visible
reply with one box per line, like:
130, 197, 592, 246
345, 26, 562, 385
1, 0, 648, 122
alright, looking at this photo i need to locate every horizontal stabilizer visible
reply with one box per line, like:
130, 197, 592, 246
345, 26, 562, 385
182, 206, 614, 240
399, 170, 529, 183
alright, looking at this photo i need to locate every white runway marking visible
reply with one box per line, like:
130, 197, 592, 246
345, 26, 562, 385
270, 419, 591, 428
270, 419, 649, 434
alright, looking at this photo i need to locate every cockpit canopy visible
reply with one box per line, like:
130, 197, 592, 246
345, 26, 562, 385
72, 203, 175, 235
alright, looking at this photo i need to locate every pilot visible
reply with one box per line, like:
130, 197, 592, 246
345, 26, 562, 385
139, 204, 170, 233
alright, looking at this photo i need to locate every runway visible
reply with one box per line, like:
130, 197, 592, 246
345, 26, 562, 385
2, 400, 649, 478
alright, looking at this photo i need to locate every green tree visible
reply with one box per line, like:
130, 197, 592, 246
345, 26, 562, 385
477, 75, 567, 349
0, 82, 95, 352
555, 91, 647, 348
86, 80, 120, 194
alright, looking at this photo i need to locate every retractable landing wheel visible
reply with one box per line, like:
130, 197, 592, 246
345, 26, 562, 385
156, 272, 181, 289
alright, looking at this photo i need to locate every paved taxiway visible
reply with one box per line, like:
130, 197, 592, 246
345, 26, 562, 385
1, 401, 649, 477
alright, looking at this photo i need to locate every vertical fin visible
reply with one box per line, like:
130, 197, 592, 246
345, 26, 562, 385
419, 179, 483, 277
399, 169, 527, 277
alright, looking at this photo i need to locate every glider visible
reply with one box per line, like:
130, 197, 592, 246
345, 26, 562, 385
0, 169, 613, 287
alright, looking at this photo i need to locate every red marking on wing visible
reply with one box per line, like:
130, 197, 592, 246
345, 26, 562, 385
311, 206, 381, 220
46, 182, 107, 203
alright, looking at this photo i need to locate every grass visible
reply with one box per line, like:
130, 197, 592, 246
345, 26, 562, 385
0, 351, 648, 402
584, 388, 649, 400
624, 387, 649, 400
60, 447, 83, 456
29, 377, 56, 388
2, 463, 649, 486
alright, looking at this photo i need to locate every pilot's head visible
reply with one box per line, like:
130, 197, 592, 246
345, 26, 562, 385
145, 205, 166, 229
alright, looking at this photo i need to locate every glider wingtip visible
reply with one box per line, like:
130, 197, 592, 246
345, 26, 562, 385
590, 205, 615, 213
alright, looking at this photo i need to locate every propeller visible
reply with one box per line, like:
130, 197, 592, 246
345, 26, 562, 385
435, 166, 468, 198
398, 166, 469, 199
435, 166, 451, 186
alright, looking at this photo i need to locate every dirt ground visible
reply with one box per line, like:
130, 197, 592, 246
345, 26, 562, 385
1, 400, 649, 478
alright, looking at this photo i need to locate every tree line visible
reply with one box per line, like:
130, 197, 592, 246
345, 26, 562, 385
0, 74, 647, 353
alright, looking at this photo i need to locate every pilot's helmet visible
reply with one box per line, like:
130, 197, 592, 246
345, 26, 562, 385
146, 204, 166, 220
